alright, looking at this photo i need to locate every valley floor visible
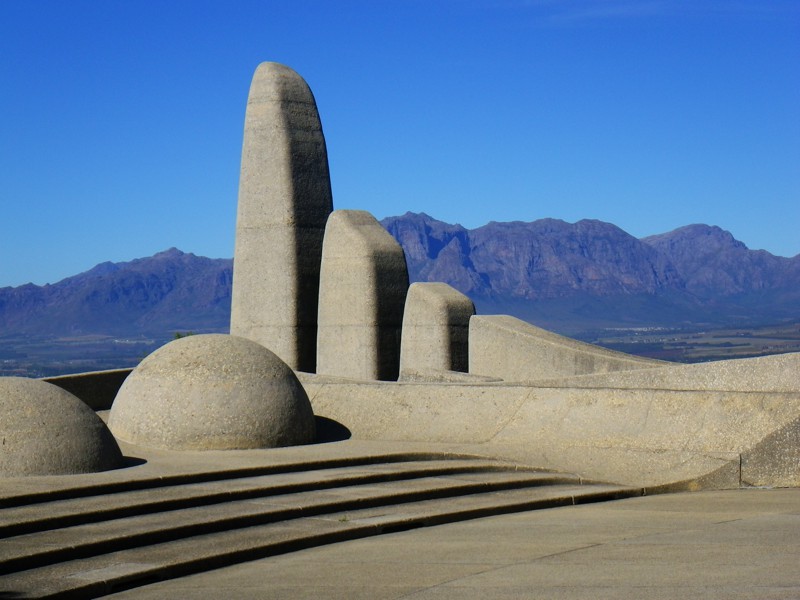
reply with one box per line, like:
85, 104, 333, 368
2, 319, 799, 377
584, 320, 800, 363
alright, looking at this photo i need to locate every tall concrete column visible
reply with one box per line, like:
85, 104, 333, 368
317, 210, 409, 381
231, 62, 333, 372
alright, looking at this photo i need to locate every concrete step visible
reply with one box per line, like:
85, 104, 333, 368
0, 452, 484, 508
0, 485, 638, 598
0, 470, 580, 574
0, 459, 571, 538
0, 454, 642, 598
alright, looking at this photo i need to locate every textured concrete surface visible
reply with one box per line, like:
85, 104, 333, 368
45, 368, 131, 410
469, 314, 665, 381
108, 334, 315, 450
230, 61, 333, 372
535, 351, 800, 393
398, 369, 501, 383
0, 377, 123, 476
400, 282, 474, 375
107, 488, 800, 600
300, 372, 800, 488
0, 421, 796, 597
317, 210, 409, 380
0, 439, 520, 504
0, 442, 640, 596
30, 348, 800, 489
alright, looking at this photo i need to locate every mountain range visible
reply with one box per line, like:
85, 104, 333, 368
382, 213, 800, 333
0, 249, 231, 337
1, 213, 798, 340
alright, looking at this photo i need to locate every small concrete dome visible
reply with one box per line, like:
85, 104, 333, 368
108, 334, 316, 450
0, 377, 124, 476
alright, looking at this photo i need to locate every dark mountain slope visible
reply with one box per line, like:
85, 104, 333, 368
381, 213, 800, 331
0, 249, 232, 337
643, 224, 800, 296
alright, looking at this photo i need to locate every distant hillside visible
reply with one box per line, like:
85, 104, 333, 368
0, 249, 232, 337
1, 215, 798, 342
642, 224, 800, 297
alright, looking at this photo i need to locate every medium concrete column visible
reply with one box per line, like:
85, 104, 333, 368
231, 62, 333, 372
399, 282, 475, 375
317, 210, 409, 380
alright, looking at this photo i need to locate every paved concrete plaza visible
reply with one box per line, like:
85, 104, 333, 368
109, 488, 800, 599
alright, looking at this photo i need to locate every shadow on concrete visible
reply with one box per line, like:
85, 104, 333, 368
121, 455, 147, 468
314, 416, 352, 443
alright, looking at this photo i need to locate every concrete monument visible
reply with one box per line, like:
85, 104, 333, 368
317, 210, 409, 380
2, 61, 798, 596
230, 62, 333, 372
399, 282, 474, 375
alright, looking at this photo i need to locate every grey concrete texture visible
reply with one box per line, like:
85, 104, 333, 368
0, 439, 514, 507
397, 369, 501, 383
0, 434, 633, 593
535, 350, 800, 392
0, 377, 123, 476
106, 489, 800, 600
44, 368, 132, 410
108, 334, 315, 451
230, 61, 333, 372
469, 314, 666, 381
0, 473, 626, 585
317, 209, 409, 380
300, 370, 800, 488
400, 282, 474, 375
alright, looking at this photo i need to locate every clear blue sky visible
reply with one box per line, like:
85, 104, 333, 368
1, 0, 798, 286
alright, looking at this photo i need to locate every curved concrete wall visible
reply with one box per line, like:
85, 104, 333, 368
44, 369, 132, 411
469, 315, 667, 381
299, 358, 800, 490
533, 352, 800, 393
42, 353, 799, 490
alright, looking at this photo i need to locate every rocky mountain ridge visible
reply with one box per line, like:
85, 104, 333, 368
0, 248, 231, 337
381, 213, 800, 331
1, 214, 797, 339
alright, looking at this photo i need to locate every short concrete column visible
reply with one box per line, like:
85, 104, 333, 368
399, 282, 475, 375
317, 210, 409, 380
231, 62, 333, 372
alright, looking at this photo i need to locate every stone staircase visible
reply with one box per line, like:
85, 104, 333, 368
0, 453, 641, 598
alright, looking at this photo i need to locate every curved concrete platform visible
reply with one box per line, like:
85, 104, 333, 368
0, 435, 796, 598
4, 348, 797, 596
299, 352, 800, 489
39, 351, 800, 490
0, 439, 638, 598
105, 488, 800, 600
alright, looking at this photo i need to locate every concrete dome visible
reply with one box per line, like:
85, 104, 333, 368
0, 377, 124, 476
108, 334, 316, 450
